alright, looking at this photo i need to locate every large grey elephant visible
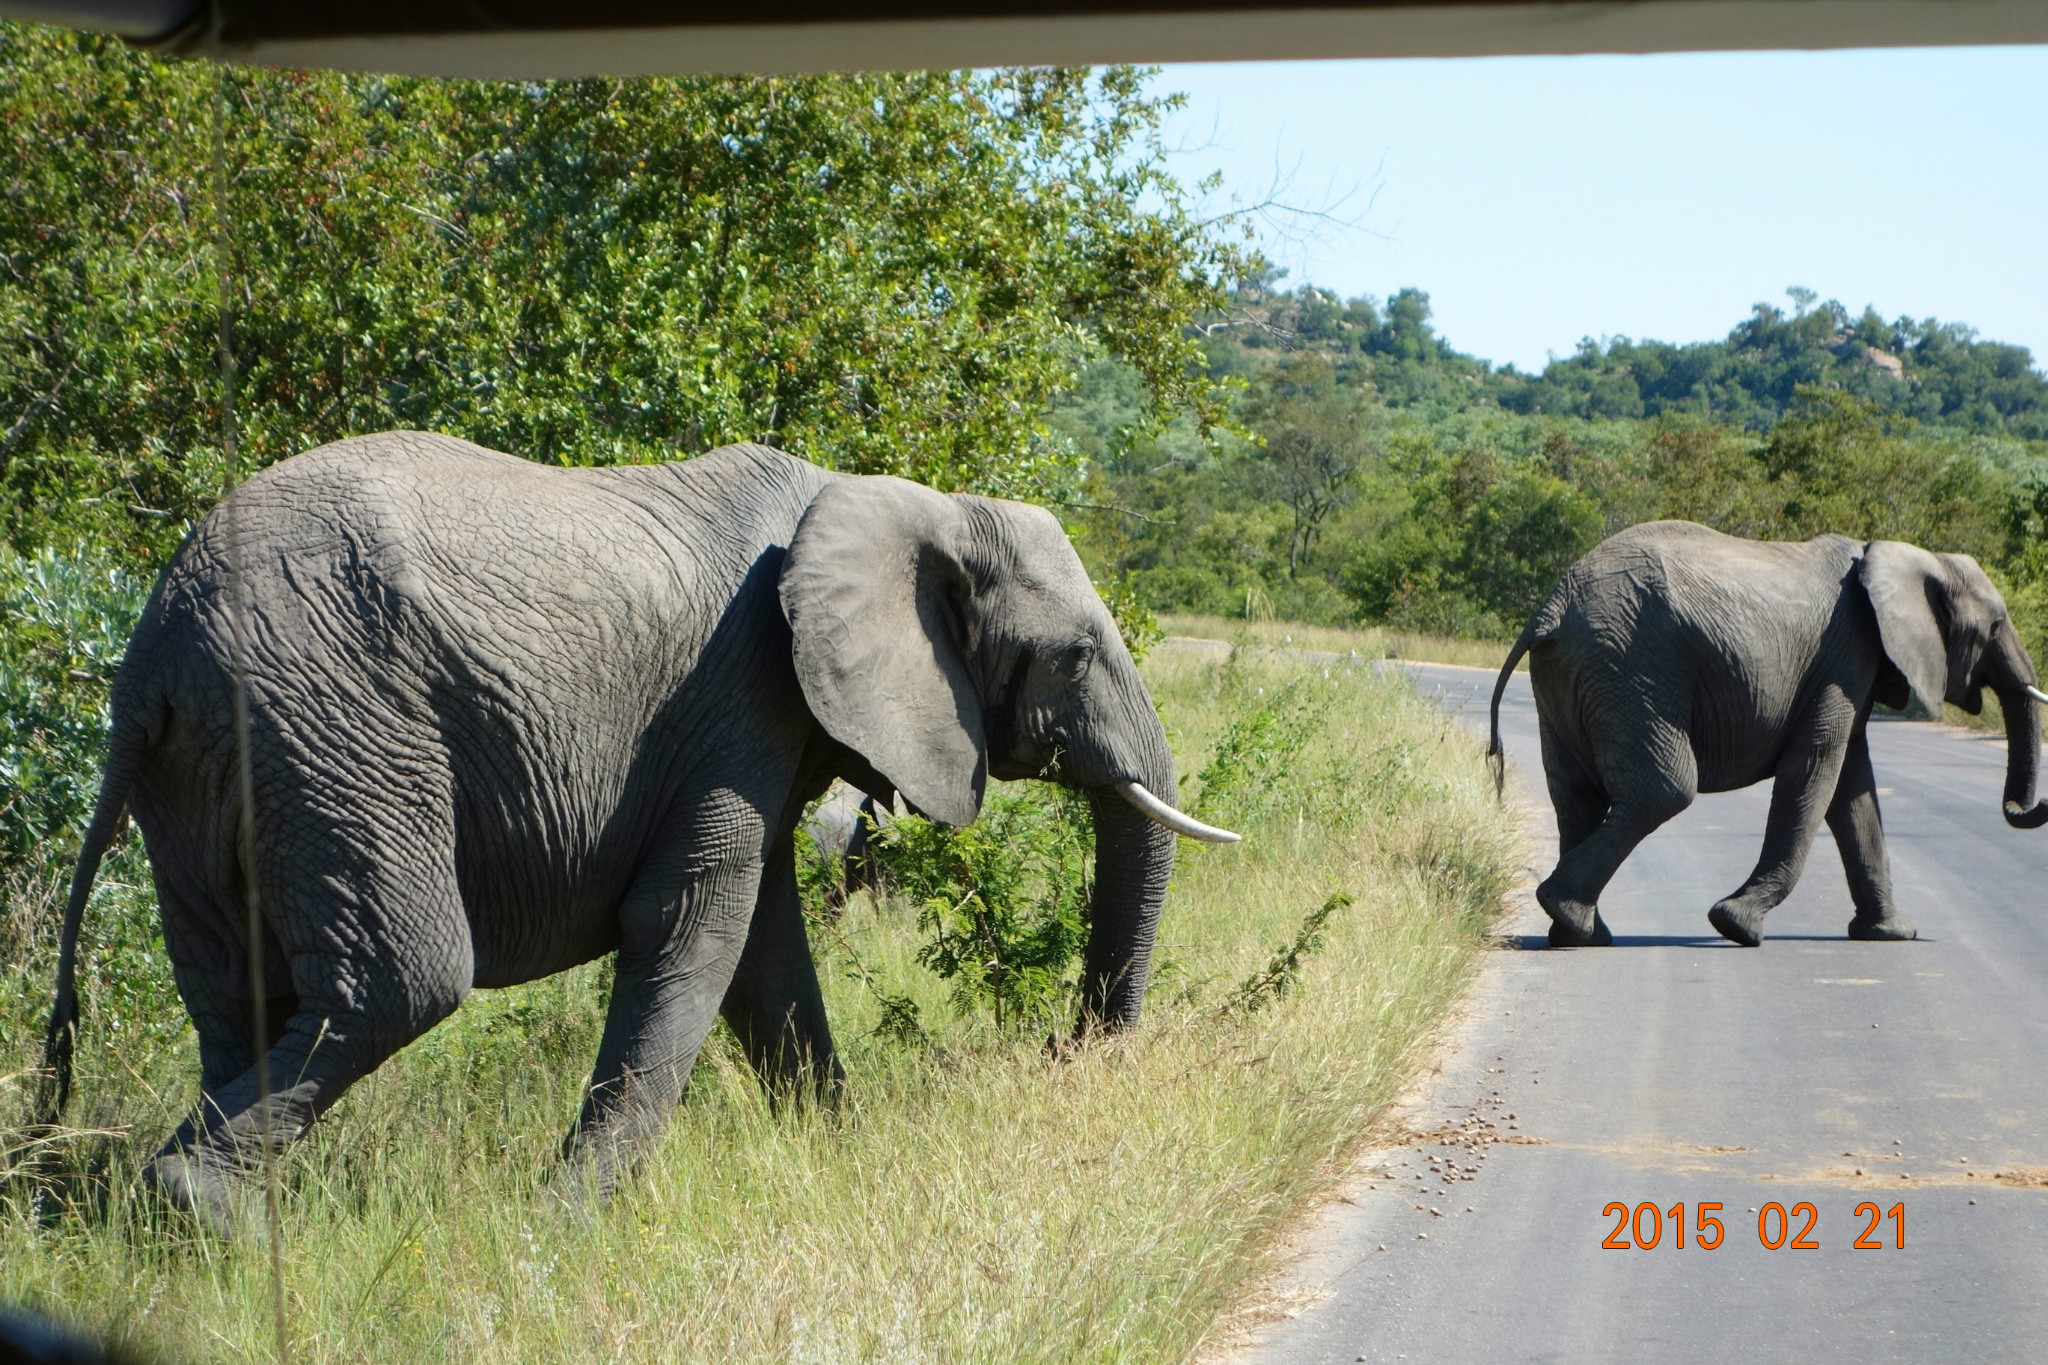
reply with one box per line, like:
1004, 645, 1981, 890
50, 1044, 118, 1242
40, 433, 1236, 1226
1487, 520, 2048, 949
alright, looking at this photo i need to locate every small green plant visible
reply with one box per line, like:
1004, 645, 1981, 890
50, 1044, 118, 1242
867, 783, 1094, 1031
1227, 893, 1353, 1015
1191, 646, 1330, 827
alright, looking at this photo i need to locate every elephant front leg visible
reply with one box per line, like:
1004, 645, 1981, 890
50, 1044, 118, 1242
1708, 700, 1854, 947
1828, 726, 1916, 941
563, 803, 766, 1204
720, 832, 843, 1098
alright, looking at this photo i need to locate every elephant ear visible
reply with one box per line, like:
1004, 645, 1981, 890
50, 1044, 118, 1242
1858, 541, 1950, 710
781, 477, 986, 827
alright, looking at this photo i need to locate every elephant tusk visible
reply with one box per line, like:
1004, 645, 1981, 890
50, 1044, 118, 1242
2027, 685, 2048, 706
1113, 780, 1242, 844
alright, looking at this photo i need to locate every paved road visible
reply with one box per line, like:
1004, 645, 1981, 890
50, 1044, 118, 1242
1247, 661, 2048, 1365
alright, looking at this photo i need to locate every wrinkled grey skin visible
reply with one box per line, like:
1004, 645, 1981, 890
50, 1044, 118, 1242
43, 434, 1178, 1225
1488, 521, 2048, 949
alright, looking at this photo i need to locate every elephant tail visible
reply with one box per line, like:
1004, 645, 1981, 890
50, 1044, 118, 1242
35, 706, 147, 1129
1488, 621, 1539, 803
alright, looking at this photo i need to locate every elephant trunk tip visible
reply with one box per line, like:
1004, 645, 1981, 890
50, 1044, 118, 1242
2005, 799, 2048, 830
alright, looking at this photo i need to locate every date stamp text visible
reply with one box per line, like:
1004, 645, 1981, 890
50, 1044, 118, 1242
1600, 1201, 1905, 1250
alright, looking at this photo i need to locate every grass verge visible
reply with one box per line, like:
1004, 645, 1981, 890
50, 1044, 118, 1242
1158, 615, 1520, 672
1, 647, 1514, 1364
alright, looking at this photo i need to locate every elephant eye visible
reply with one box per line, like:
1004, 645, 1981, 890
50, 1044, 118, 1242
1050, 639, 1095, 682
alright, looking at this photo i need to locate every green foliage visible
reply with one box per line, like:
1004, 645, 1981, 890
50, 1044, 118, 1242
1339, 436, 1607, 636
1756, 386, 2005, 552
0, 543, 146, 869
790, 818, 840, 919
1239, 355, 1379, 577
1192, 654, 1330, 826
1203, 278, 1489, 409
0, 29, 1243, 565
866, 783, 1095, 1030
1096, 569, 1163, 663
1493, 292, 2048, 437
1226, 893, 1353, 1015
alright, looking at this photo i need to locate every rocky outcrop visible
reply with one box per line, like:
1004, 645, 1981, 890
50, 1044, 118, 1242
1860, 346, 1906, 380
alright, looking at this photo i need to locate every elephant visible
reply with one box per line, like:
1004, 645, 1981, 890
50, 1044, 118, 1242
801, 785, 889, 908
38, 432, 1239, 1227
1486, 520, 2048, 949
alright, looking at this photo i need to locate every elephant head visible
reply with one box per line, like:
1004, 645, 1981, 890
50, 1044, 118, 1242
1860, 541, 2048, 828
779, 475, 1236, 1029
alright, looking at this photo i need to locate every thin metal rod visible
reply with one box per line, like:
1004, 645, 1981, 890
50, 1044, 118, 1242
213, 66, 289, 1365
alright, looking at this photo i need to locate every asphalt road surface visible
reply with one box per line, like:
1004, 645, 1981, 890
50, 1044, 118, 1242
1245, 661, 2048, 1365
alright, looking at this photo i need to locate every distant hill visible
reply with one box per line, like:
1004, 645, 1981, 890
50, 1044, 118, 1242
1204, 280, 2048, 439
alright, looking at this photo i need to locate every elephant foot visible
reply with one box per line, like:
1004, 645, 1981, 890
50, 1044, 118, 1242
1537, 879, 1611, 947
1543, 909, 1613, 948
1847, 913, 1918, 942
1707, 900, 1766, 947
140, 1149, 240, 1237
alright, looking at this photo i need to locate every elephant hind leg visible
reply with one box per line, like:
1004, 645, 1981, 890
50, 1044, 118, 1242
1537, 733, 1696, 947
1539, 716, 1610, 857
146, 820, 472, 1232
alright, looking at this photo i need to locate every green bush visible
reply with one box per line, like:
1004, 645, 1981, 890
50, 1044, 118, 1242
1191, 672, 1327, 828
866, 782, 1095, 1031
0, 543, 147, 870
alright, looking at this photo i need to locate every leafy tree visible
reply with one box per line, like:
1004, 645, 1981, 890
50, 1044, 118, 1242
0, 543, 144, 868
868, 784, 1095, 1031
1241, 355, 1377, 576
0, 29, 1244, 565
1496, 291, 2048, 437
1647, 418, 1781, 537
1758, 386, 2003, 555
1457, 462, 1605, 623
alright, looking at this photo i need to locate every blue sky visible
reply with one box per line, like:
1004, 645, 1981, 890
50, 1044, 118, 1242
1153, 46, 2048, 373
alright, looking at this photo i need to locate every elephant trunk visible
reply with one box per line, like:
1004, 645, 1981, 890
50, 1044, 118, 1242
1996, 684, 2048, 829
1078, 785, 1177, 1032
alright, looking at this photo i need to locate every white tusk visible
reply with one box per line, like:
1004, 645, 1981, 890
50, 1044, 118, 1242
2027, 685, 2048, 706
1113, 780, 1242, 844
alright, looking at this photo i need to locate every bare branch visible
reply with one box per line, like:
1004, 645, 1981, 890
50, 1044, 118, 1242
1058, 499, 1179, 527
0, 356, 76, 468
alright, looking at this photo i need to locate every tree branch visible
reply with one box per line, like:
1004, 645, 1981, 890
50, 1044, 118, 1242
1058, 499, 1179, 527
0, 356, 77, 470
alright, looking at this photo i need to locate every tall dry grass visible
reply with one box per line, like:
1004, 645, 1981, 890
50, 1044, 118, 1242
1157, 615, 1520, 672
1, 647, 1514, 1364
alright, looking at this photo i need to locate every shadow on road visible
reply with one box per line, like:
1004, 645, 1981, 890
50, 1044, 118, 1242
1499, 931, 1914, 949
